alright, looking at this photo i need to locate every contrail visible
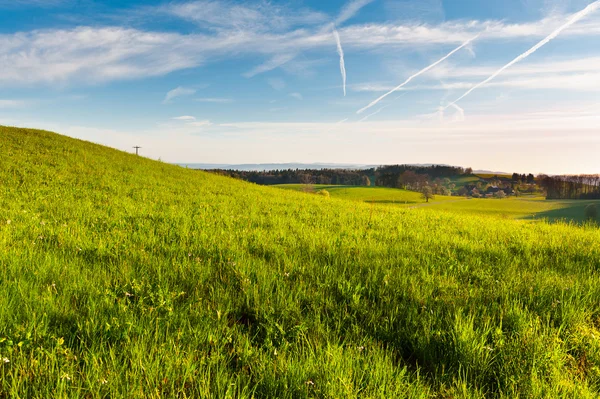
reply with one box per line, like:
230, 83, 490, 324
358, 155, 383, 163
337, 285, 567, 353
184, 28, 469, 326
357, 34, 480, 114
449, 103, 465, 122
445, 0, 600, 110
333, 28, 347, 96
359, 106, 386, 122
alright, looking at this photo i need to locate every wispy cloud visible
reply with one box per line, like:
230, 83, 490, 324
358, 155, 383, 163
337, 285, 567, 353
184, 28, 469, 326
333, 28, 347, 96
189, 120, 212, 127
358, 106, 385, 122
244, 54, 296, 78
195, 98, 234, 103
0, 4, 599, 87
267, 78, 286, 91
163, 86, 196, 104
335, 0, 376, 25
164, 0, 328, 33
354, 75, 600, 93
0, 0, 67, 7
445, 1, 600, 110
357, 34, 480, 114
290, 92, 303, 100
172, 115, 196, 121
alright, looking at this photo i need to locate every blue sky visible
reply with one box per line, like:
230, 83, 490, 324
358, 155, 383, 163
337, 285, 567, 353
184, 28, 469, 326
1, 0, 599, 173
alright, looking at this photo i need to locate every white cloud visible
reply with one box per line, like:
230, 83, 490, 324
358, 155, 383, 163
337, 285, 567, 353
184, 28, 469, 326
189, 120, 212, 127
289, 92, 303, 100
0, 6, 599, 86
335, 0, 376, 25
164, 0, 328, 33
172, 115, 196, 121
163, 86, 196, 104
244, 53, 296, 78
353, 72, 600, 93
267, 78, 286, 91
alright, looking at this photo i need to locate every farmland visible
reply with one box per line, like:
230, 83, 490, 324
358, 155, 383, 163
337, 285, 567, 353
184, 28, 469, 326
1, 127, 600, 398
276, 184, 600, 223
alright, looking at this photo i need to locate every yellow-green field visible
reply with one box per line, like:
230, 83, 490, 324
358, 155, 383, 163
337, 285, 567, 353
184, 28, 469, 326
275, 184, 459, 206
2, 126, 600, 398
276, 184, 600, 223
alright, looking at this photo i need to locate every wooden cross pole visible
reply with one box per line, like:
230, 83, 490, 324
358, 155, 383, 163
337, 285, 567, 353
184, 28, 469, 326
133, 146, 142, 156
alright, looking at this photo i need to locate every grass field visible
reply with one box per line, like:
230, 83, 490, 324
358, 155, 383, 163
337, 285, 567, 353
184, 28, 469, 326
2, 126, 600, 398
427, 197, 600, 223
276, 184, 600, 224
275, 184, 460, 206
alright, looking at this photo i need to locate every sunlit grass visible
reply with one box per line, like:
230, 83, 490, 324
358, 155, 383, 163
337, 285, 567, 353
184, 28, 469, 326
275, 184, 459, 206
1, 126, 600, 398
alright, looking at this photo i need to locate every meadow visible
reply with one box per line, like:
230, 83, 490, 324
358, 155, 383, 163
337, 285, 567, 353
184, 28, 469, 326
274, 184, 459, 206
1, 126, 600, 398
277, 184, 600, 224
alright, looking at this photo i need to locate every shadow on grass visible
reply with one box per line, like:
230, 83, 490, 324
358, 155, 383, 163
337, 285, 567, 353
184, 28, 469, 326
518, 200, 600, 226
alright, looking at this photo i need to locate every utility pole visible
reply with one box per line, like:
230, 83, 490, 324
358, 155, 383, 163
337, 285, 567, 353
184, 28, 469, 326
133, 146, 141, 156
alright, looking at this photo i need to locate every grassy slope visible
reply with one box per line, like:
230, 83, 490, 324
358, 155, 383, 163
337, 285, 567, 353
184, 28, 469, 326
275, 184, 459, 206
1, 127, 600, 398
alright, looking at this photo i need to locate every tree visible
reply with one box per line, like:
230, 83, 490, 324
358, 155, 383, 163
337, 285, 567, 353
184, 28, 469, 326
457, 186, 469, 197
421, 186, 434, 203
585, 204, 598, 221
362, 175, 371, 187
495, 190, 507, 199
465, 167, 473, 175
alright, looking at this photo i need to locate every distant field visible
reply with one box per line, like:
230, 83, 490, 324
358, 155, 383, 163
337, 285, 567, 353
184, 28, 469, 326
275, 184, 459, 206
277, 185, 600, 224
475, 173, 513, 179
449, 174, 482, 185
427, 197, 600, 223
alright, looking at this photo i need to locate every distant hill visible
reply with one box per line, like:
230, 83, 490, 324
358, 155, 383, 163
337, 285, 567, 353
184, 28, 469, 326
474, 169, 510, 175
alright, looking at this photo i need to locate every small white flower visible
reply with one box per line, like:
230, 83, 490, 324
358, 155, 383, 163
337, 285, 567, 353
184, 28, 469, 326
61, 373, 71, 381
2, 357, 9, 364
5, 220, 11, 225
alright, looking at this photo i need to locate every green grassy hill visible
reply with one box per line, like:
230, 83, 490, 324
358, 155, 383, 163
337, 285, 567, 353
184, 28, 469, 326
1, 126, 600, 398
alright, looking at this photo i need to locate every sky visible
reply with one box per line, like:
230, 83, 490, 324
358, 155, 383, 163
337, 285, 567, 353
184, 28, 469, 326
1, 0, 599, 174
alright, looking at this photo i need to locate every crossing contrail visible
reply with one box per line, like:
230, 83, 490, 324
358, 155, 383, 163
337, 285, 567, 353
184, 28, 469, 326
444, 0, 600, 110
333, 28, 347, 96
357, 34, 480, 114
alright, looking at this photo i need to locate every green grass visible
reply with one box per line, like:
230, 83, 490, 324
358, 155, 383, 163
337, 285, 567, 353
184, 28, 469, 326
449, 174, 482, 185
279, 185, 600, 224
275, 184, 459, 206
424, 197, 600, 223
2, 126, 600, 398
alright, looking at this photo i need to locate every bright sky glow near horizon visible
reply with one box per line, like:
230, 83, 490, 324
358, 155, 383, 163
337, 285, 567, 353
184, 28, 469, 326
1, 0, 599, 174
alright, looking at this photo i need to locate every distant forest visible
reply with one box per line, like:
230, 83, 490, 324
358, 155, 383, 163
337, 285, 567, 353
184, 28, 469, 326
539, 175, 600, 199
211, 165, 468, 188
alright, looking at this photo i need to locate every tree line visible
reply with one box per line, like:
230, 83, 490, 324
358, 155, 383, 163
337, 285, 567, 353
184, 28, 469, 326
210, 164, 469, 188
210, 168, 371, 186
538, 175, 600, 199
